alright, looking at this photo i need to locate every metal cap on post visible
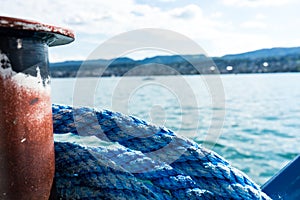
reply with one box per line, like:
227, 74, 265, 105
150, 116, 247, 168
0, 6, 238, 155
0, 16, 74, 46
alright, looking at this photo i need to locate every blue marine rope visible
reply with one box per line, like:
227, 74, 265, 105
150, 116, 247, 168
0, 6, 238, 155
52, 104, 271, 199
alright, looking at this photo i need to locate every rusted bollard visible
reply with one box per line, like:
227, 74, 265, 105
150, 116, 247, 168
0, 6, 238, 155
0, 16, 74, 199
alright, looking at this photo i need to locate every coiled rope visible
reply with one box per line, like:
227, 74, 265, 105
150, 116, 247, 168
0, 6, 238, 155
52, 104, 271, 199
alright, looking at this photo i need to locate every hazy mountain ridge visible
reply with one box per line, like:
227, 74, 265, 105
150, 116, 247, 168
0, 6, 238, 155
222, 47, 300, 60
50, 47, 300, 77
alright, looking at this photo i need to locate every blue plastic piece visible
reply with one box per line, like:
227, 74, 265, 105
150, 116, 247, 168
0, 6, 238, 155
262, 155, 300, 199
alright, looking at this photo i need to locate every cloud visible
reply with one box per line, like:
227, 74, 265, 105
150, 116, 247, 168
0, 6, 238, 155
157, 0, 177, 2
211, 11, 223, 19
172, 10, 195, 19
255, 13, 266, 20
131, 11, 144, 17
240, 21, 267, 29
209, 32, 274, 56
0, 1, 240, 59
222, 0, 293, 7
239, 13, 267, 30
64, 15, 87, 25
1, 0, 300, 62
171, 4, 199, 19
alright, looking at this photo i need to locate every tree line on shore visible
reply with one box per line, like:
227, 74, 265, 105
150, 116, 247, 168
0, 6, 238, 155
50, 47, 300, 77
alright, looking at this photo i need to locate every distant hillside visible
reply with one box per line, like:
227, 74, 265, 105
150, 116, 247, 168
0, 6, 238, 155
137, 54, 208, 64
50, 46, 300, 77
222, 47, 300, 60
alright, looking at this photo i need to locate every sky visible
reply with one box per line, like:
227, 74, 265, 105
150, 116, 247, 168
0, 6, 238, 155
1, 0, 300, 62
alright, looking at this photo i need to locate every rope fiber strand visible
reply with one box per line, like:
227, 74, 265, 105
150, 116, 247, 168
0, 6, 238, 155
52, 104, 271, 200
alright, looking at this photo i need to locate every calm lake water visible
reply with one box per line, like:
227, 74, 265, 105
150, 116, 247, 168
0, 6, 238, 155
51, 73, 300, 186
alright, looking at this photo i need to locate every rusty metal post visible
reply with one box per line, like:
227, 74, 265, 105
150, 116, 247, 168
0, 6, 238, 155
0, 16, 74, 200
